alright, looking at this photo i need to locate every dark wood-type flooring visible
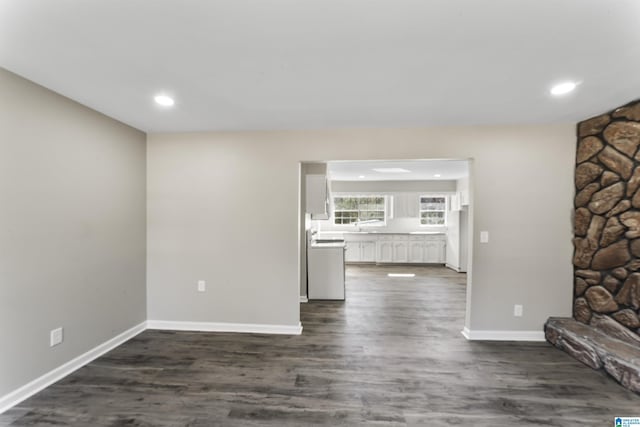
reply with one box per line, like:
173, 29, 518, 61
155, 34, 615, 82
3, 265, 639, 426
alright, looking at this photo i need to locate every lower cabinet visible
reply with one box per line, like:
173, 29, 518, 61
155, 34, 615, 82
345, 239, 377, 262
344, 233, 445, 264
408, 240, 425, 263
376, 240, 393, 263
345, 242, 360, 262
393, 241, 409, 263
423, 238, 446, 263
361, 241, 376, 262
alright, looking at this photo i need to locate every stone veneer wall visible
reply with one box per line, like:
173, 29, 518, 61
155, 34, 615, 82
573, 99, 640, 340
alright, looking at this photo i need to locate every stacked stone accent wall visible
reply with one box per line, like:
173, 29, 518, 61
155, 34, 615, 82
574, 99, 640, 340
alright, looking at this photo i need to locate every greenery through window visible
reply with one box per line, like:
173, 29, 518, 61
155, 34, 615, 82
420, 196, 446, 225
333, 196, 386, 225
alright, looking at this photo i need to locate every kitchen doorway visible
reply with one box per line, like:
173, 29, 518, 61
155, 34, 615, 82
298, 158, 473, 334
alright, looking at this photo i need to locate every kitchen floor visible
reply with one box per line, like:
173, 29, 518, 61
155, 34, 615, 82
3, 265, 639, 426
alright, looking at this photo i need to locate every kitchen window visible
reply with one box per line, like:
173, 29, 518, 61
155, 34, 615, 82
420, 195, 447, 225
333, 196, 386, 225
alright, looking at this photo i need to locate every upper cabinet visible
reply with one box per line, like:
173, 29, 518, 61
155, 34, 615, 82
450, 193, 461, 211
449, 190, 469, 211
306, 174, 330, 219
460, 189, 470, 206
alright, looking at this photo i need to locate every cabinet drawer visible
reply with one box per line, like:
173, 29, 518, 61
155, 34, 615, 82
424, 234, 445, 241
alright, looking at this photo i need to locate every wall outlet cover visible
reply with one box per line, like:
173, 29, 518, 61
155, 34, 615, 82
514, 305, 523, 317
480, 231, 489, 243
50, 327, 63, 347
197, 280, 206, 292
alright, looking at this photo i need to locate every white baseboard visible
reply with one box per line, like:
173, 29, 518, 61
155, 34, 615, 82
299, 295, 308, 303
445, 263, 460, 272
461, 327, 545, 342
0, 321, 146, 415
147, 320, 303, 335
445, 263, 467, 273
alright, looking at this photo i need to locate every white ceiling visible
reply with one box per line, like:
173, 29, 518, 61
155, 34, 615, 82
328, 160, 468, 181
1, 1, 640, 133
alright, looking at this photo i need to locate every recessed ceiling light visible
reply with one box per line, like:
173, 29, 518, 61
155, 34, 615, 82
388, 273, 416, 278
434, 174, 442, 178
359, 175, 366, 179
372, 168, 411, 173
154, 94, 175, 106
550, 81, 578, 96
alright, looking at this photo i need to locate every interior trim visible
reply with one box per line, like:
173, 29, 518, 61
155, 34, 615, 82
0, 321, 147, 414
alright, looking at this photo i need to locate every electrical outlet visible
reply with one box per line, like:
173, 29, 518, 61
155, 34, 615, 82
50, 327, 63, 347
197, 280, 206, 292
514, 304, 523, 317
480, 231, 489, 243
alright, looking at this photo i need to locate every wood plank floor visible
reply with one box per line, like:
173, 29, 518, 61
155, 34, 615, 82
3, 265, 639, 426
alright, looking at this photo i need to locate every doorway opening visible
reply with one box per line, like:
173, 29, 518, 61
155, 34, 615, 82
299, 158, 473, 335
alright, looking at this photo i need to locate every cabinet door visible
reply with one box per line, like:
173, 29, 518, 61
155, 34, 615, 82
408, 241, 425, 263
361, 241, 376, 262
305, 175, 327, 215
424, 241, 440, 263
460, 190, 470, 206
450, 193, 461, 211
377, 241, 394, 263
345, 242, 360, 262
393, 242, 409, 263
437, 240, 446, 263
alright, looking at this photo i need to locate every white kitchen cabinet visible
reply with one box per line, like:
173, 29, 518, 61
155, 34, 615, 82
308, 244, 345, 300
393, 241, 408, 262
345, 242, 360, 262
305, 174, 329, 219
376, 237, 394, 263
344, 234, 377, 263
460, 189, 470, 206
424, 238, 446, 263
345, 239, 377, 263
361, 241, 376, 262
337, 232, 446, 264
408, 240, 425, 263
450, 193, 462, 211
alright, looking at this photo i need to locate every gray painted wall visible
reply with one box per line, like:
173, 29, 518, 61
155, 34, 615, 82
0, 68, 146, 396
147, 124, 575, 332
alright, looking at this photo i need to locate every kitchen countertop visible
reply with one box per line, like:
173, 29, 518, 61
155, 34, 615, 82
318, 231, 445, 235
310, 242, 347, 248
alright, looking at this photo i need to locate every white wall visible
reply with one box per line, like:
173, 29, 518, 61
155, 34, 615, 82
0, 69, 146, 397
330, 180, 457, 193
147, 123, 575, 333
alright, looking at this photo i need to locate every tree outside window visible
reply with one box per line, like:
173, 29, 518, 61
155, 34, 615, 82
333, 196, 386, 225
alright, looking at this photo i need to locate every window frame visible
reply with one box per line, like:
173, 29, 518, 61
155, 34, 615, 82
332, 195, 387, 227
419, 194, 448, 227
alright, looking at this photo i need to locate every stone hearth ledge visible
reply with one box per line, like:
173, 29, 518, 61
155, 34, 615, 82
545, 317, 640, 394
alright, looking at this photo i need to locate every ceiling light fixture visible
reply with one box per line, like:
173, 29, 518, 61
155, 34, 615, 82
359, 175, 366, 179
154, 94, 175, 107
434, 174, 441, 178
388, 273, 416, 278
550, 81, 578, 96
372, 168, 411, 173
